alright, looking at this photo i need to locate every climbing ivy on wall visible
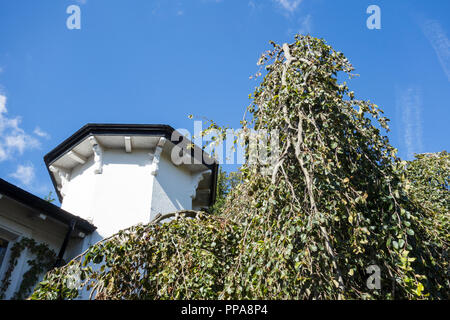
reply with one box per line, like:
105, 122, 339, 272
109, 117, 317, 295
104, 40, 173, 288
0, 237, 56, 300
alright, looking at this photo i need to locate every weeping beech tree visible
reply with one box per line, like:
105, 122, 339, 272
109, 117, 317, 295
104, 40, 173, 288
31, 35, 448, 300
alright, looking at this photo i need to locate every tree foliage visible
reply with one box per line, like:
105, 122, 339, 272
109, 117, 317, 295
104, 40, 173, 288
31, 35, 448, 300
403, 152, 449, 265
210, 167, 242, 214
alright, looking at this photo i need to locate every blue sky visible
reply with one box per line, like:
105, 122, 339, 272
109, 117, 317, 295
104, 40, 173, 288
0, 0, 449, 199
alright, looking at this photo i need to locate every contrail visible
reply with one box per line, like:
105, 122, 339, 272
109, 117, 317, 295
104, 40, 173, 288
395, 87, 424, 160
420, 19, 450, 82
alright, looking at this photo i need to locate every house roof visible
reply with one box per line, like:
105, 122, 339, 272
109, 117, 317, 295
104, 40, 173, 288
44, 124, 218, 205
0, 178, 97, 234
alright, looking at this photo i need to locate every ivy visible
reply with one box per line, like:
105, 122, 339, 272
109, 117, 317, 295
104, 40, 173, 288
210, 168, 242, 215
0, 237, 56, 300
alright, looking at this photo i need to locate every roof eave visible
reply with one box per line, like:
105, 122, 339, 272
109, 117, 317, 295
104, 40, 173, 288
0, 178, 97, 234
44, 124, 219, 206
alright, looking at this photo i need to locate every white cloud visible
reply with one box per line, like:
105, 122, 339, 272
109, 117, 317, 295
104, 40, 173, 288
9, 164, 36, 186
298, 14, 312, 34
34, 127, 50, 139
287, 14, 312, 37
396, 87, 424, 160
0, 148, 6, 161
5, 134, 40, 154
274, 0, 303, 13
0, 94, 41, 161
0, 94, 6, 113
419, 19, 450, 81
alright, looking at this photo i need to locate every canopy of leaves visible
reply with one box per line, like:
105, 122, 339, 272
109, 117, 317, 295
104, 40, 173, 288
210, 168, 242, 214
403, 152, 449, 257
31, 35, 448, 300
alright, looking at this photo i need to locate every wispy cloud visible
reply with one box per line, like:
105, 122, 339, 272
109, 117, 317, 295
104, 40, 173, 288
9, 164, 36, 186
419, 19, 450, 81
0, 94, 41, 161
34, 127, 50, 139
298, 14, 312, 34
396, 87, 424, 160
248, 0, 265, 14
274, 0, 303, 13
0, 94, 6, 113
287, 14, 313, 37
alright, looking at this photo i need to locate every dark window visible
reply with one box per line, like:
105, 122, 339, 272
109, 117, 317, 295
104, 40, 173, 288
0, 238, 9, 267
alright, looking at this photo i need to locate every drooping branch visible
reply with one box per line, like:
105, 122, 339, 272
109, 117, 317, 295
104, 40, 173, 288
67, 210, 205, 265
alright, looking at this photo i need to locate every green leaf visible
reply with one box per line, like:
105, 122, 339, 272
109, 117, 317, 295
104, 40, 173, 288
393, 241, 399, 250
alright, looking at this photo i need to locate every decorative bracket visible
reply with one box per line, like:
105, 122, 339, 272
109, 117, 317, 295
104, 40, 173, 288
190, 170, 212, 199
49, 165, 71, 198
89, 136, 103, 174
124, 136, 132, 153
149, 137, 166, 176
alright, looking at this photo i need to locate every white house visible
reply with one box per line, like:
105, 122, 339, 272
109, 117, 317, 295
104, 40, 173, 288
0, 124, 218, 299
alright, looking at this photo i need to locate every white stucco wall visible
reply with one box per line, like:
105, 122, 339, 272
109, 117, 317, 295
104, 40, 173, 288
60, 146, 203, 250
150, 152, 193, 220
61, 150, 155, 239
